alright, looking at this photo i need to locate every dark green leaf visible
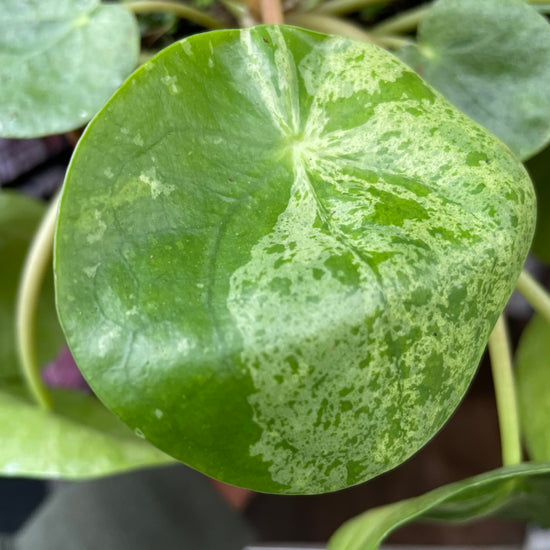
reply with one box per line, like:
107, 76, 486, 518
516, 314, 550, 462
0, 0, 139, 138
55, 25, 535, 494
328, 463, 550, 550
0, 383, 173, 478
0, 191, 63, 380
399, 0, 550, 160
525, 144, 550, 263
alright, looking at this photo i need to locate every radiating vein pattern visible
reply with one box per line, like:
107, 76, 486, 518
227, 27, 534, 492
55, 26, 535, 494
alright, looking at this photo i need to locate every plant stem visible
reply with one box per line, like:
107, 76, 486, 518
260, 0, 284, 24
487, 315, 522, 467
124, 1, 225, 29
16, 192, 61, 410
370, 4, 429, 35
287, 13, 410, 48
516, 270, 550, 324
311, 0, 387, 17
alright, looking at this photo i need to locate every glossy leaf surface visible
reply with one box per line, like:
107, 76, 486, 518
0, 0, 139, 138
328, 463, 550, 550
516, 314, 550, 462
55, 25, 535, 494
399, 0, 550, 160
0, 192, 63, 380
0, 191, 172, 478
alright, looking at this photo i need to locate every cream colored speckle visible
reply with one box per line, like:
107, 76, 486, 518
139, 168, 175, 199
86, 210, 107, 244
83, 263, 100, 278
155, 409, 164, 419
161, 74, 179, 94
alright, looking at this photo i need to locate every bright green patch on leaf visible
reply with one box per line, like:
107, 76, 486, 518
516, 314, 550, 462
0, 0, 139, 138
525, 144, 550, 263
328, 463, 550, 550
0, 191, 172, 478
399, 0, 550, 160
0, 383, 173, 478
55, 25, 535, 494
0, 191, 63, 380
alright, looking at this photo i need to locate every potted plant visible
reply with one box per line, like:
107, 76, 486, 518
2, 0, 550, 547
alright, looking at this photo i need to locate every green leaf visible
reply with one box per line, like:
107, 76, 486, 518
328, 463, 550, 550
0, 0, 139, 138
0, 191, 63, 380
525, 144, 550, 263
55, 25, 535, 494
516, 314, 550, 462
398, 0, 550, 160
0, 190, 172, 478
0, 383, 173, 478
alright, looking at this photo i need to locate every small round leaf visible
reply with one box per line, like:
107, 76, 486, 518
55, 26, 535, 494
399, 0, 550, 160
0, 0, 139, 138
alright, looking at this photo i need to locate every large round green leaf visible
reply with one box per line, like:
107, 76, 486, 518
516, 314, 550, 462
55, 25, 535, 494
0, 0, 139, 138
328, 463, 550, 550
399, 0, 550, 160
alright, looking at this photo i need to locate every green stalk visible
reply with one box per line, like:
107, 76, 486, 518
15, 193, 61, 410
516, 270, 550, 324
124, 1, 225, 29
311, 0, 387, 17
487, 315, 522, 467
287, 13, 410, 48
370, 4, 429, 35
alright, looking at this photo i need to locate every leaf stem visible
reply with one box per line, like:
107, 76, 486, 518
487, 315, 522, 467
516, 270, 550, 324
370, 4, 430, 36
286, 13, 410, 48
260, 0, 284, 24
15, 192, 61, 410
311, 0, 387, 17
123, 1, 225, 29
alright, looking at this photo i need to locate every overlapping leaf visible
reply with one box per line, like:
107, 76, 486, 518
525, 145, 550, 263
516, 314, 550, 462
0, 0, 139, 138
55, 25, 535, 494
0, 191, 172, 478
399, 0, 550, 160
328, 464, 550, 550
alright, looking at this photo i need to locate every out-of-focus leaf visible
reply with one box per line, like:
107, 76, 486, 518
525, 144, 550, 263
0, 191, 63, 380
328, 464, 550, 550
399, 0, 550, 160
0, 0, 139, 138
516, 314, 550, 462
0, 383, 173, 478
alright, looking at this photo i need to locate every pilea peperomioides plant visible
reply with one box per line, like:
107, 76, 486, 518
3, 0, 550, 547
